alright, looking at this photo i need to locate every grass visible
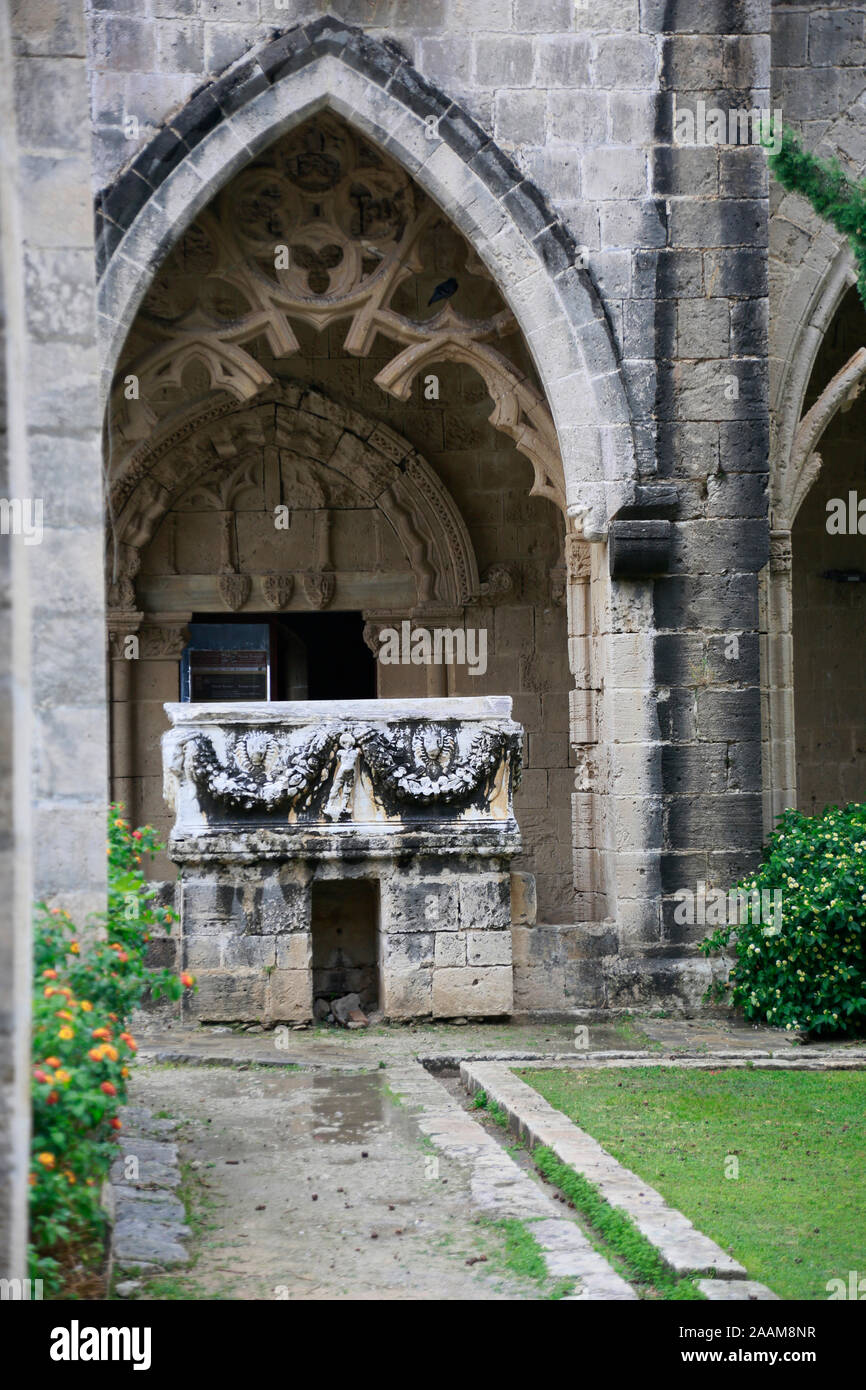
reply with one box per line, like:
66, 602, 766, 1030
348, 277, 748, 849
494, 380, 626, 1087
472, 1090, 701, 1299
518, 1065, 866, 1301
487, 1218, 575, 1300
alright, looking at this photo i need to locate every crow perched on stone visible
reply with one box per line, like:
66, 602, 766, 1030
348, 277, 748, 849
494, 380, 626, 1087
427, 277, 458, 306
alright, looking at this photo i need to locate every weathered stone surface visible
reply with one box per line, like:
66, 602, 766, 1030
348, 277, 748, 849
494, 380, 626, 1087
432, 966, 513, 1018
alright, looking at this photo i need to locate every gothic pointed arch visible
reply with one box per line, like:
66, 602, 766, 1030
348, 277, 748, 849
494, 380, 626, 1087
96, 16, 637, 537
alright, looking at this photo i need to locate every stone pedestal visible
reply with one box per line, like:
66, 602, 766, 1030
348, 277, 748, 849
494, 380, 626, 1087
162, 698, 523, 1022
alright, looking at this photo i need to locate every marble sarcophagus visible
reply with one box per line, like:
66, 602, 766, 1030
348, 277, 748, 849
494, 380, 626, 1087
161, 698, 523, 1023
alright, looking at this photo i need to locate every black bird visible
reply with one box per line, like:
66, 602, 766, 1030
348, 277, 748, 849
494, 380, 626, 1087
428, 277, 458, 306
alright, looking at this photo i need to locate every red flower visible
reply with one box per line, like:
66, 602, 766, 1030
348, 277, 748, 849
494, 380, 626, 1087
181, 973, 194, 989
33, 1069, 50, 1084
46, 1091, 59, 1105
100, 1081, 117, 1097
110, 1117, 122, 1131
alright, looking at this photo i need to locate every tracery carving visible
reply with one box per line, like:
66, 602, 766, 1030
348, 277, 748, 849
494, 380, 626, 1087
110, 113, 564, 507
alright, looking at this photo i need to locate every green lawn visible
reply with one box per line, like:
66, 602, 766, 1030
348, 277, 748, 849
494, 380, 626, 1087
517, 1066, 866, 1301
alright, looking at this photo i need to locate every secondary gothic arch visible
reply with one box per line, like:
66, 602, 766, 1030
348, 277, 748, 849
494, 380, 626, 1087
96, 15, 637, 538
108, 384, 482, 616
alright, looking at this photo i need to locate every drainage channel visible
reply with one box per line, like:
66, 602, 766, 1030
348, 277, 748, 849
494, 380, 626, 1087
433, 1066, 683, 1300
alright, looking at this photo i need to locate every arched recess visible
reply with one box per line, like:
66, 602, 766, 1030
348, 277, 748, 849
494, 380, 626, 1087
107, 384, 481, 616
764, 252, 866, 828
96, 15, 637, 539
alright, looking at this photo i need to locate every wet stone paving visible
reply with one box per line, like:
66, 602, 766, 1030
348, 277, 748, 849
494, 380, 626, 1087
126, 1061, 553, 1300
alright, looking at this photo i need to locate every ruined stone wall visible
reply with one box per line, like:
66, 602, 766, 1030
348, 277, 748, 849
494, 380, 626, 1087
1, 0, 106, 1281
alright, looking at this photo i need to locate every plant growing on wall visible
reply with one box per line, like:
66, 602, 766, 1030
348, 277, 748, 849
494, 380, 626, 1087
768, 125, 866, 310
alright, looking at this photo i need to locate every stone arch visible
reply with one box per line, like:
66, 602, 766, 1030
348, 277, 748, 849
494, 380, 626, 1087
108, 384, 481, 616
765, 238, 866, 830
764, 94, 866, 828
96, 15, 637, 538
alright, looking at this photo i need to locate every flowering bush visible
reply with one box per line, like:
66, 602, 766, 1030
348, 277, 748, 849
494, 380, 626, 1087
700, 804, 866, 1037
29, 807, 193, 1295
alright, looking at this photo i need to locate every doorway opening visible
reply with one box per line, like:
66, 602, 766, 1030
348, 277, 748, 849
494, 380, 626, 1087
311, 879, 380, 1021
180, 611, 376, 701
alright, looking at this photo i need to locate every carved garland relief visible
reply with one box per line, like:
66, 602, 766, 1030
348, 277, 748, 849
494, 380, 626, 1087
172, 719, 522, 817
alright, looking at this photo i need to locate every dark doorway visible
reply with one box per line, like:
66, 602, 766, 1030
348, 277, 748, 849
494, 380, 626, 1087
181, 611, 376, 701
311, 879, 379, 1015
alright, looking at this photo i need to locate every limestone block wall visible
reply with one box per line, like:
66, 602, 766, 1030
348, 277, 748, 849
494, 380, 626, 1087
2, 0, 107, 1281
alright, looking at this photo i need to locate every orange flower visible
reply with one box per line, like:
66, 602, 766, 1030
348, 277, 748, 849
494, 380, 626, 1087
43, 987, 57, 998
50, 908, 61, 916
114, 818, 127, 829
116, 951, 128, 964
181, 973, 194, 989
119, 1032, 137, 1051
58, 1026, 74, 1041
108, 1013, 118, 1023
69, 941, 80, 955
102, 1045, 119, 1062
88, 1047, 104, 1062
121, 1066, 130, 1079
28, 1173, 36, 1187
55, 1010, 74, 1021
80, 1000, 93, 1012
100, 1081, 117, 1097
91, 1027, 111, 1040
63, 1171, 76, 1185
44, 1056, 60, 1068
110, 1117, 122, 1131
42, 969, 58, 980
55, 1069, 71, 1085
37, 1153, 55, 1168
46, 1091, 59, 1105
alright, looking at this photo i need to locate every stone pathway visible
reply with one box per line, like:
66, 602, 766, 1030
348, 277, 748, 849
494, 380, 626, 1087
124, 1059, 621, 1300
108, 1106, 191, 1290
122, 1017, 865, 1301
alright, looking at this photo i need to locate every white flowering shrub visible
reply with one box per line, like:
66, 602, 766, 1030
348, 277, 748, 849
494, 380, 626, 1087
700, 804, 866, 1036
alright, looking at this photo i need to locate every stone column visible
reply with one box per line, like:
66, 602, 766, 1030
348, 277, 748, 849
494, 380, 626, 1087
135, 617, 190, 841
760, 531, 797, 833
107, 610, 142, 812
1, 0, 104, 1280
